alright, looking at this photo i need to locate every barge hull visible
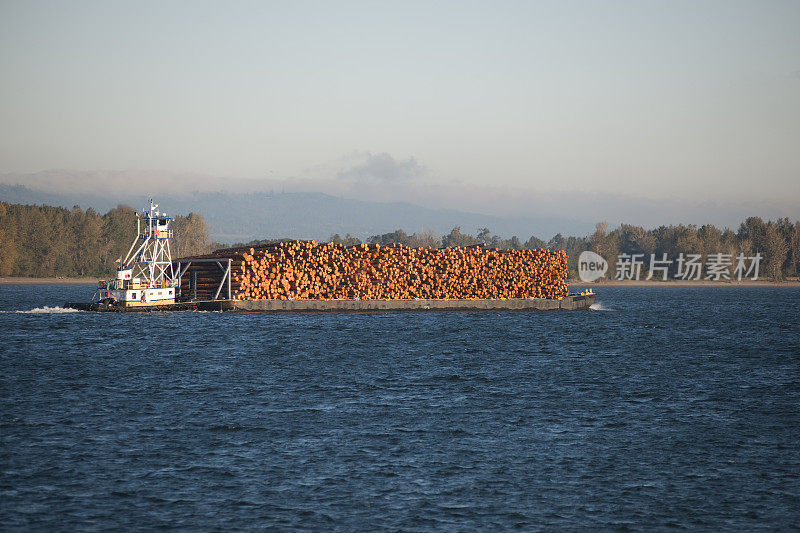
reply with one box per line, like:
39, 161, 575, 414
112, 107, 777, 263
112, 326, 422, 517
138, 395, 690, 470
66, 294, 595, 313
198, 294, 596, 312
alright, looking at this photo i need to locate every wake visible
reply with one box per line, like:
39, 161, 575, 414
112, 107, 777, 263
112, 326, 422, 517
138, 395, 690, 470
589, 301, 615, 311
16, 306, 82, 314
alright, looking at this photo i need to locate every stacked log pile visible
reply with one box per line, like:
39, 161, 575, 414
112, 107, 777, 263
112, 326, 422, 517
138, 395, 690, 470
180, 241, 569, 301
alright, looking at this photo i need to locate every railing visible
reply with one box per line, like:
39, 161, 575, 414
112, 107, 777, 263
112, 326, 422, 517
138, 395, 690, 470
172, 258, 232, 301
98, 278, 175, 291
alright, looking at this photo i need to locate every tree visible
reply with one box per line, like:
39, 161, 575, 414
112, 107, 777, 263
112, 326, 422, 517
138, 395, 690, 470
774, 218, 796, 276
792, 221, 800, 277
589, 222, 607, 247
548, 233, 566, 251
172, 212, 211, 258
26, 206, 61, 276
588, 222, 611, 257
72, 207, 104, 276
738, 217, 767, 255
588, 223, 620, 277
101, 205, 137, 270
697, 224, 722, 260
442, 226, 478, 247
367, 229, 412, 246
719, 228, 739, 262
0, 203, 18, 276
329, 233, 361, 246
524, 235, 547, 250
765, 223, 790, 281
613, 224, 655, 257
409, 229, 441, 249
675, 224, 701, 257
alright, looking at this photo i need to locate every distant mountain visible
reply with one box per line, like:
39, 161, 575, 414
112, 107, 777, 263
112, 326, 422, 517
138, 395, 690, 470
0, 184, 591, 243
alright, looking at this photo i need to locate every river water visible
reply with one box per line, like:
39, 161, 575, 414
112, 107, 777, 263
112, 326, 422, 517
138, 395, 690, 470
1, 285, 798, 530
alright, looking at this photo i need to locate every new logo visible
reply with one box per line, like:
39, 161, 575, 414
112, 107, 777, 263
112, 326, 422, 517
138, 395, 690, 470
578, 251, 608, 282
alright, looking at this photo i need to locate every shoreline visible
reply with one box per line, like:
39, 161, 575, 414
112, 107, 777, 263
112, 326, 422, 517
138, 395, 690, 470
569, 279, 800, 287
1, 277, 100, 285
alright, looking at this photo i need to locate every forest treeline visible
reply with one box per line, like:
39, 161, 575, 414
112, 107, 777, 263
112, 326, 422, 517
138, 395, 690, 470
1, 202, 798, 280
234, 220, 800, 280
353, 220, 799, 280
0, 203, 211, 277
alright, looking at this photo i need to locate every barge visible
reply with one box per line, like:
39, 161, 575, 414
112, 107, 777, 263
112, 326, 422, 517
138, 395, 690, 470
66, 295, 595, 313
66, 200, 596, 313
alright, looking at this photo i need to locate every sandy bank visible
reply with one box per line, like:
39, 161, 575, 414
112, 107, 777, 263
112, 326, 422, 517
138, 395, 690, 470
0, 277, 100, 285
569, 279, 800, 287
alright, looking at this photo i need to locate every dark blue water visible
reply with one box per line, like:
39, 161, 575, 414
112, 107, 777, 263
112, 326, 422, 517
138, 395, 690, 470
1, 285, 798, 530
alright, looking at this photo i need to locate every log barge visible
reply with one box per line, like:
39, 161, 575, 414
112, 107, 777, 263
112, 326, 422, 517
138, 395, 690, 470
66, 200, 596, 313
67, 294, 596, 313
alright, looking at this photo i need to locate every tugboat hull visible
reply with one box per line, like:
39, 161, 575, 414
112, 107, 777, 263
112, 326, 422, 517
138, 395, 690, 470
64, 300, 197, 312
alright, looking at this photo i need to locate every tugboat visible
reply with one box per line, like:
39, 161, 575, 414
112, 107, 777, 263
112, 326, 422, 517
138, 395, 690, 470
66, 200, 195, 312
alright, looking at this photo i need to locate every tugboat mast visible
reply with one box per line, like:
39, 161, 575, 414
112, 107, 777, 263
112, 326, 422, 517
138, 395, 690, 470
121, 199, 175, 286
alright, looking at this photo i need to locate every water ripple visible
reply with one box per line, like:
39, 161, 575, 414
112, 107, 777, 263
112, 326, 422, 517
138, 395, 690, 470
1, 285, 798, 530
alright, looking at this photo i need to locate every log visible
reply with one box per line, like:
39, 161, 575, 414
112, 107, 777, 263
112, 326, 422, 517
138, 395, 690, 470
179, 240, 569, 301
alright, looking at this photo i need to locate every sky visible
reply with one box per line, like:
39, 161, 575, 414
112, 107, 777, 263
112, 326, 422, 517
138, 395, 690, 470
1, 0, 798, 226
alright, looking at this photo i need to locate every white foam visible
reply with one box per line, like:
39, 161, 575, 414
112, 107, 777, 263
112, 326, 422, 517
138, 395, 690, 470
17, 306, 82, 314
589, 301, 614, 311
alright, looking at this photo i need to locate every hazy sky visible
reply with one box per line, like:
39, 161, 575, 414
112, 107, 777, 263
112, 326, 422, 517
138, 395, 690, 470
1, 1, 798, 213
